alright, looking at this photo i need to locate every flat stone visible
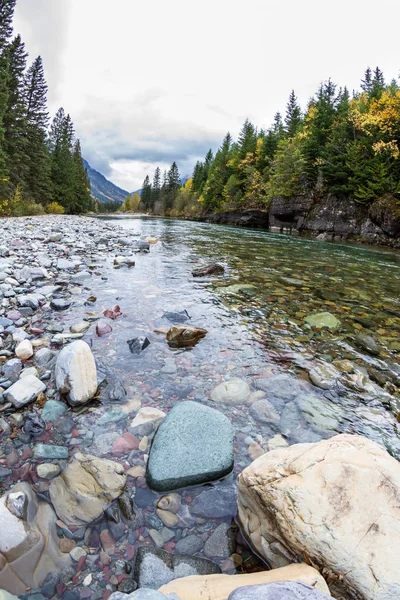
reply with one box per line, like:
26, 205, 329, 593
175, 534, 204, 555
70, 320, 91, 334
146, 401, 234, 491
354, 333, 380, 356
42, 399, 67, 422
130, 407, 166, 432
159, 564, 330, 599
191, 484, 238, 519
4, 374, 46, 408
228, 581, 332, 599
133, 547, 220, 590
204, 523, 235, 559
33, 444, 69, 460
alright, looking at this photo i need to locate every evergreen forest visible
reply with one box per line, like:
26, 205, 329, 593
134, 68, 400, 217
0, 0, 93, 216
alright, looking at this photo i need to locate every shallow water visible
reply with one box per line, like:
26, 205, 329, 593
4, 215, 400, 596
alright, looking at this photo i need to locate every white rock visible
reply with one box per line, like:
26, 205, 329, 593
4, 375, 46, 408
37, 463, 60, 480
237, 434, 400, 600
70, 546, 87, 561
20, 366, 39, 379
15, 339, 33, 360
55, 340, 97, 406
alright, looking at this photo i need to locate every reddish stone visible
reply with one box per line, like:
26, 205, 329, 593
57, 583, 66, 597
72, 575, 79, 585
102, 591, 112, 600
96, 321, 113, 336
103, 305, 122, 320
100, 529, 115, 554
20, 463, 32, 481
6, 449, 19, 467
71, 429, 79, 438
125, 544, 135, 560
30, 327, 44, 335
22, 447, 33, 459
117, 574, 127, 583
111, 432, 140, 457
163, 541, 176, 552
77, 555, 86, 571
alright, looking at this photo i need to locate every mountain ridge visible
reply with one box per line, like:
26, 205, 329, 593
83, 159, 128, 205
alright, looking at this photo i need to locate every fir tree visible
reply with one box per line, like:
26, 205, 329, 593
163, 161, 180, 212
151, 166, 161, 210
72, 139, 92, 213
361, 67, 373, 94
24, 56, 53, 205
141, 175, 152, 211
238, 118, 257, 158
0, 0, 17, 198
50, 108, 75, 211
4, 34, 28, 191
285, 90, 302, 138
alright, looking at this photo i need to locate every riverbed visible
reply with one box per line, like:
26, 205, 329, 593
0, 214, 399, 598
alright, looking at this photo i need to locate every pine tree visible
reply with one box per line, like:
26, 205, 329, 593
141, 175, 152, 211
361, 67, 373, 94
202, 133, 232, 210
4, 35, 29, 191
24, 56, 53, 205
72, 139, 92, 213
151, 166, 161, 210
50, 108, 75, 211
370, 67, 385, 99
238, 118, 257, 158
285, 90, 302, 138
164, 161, 180, 212
0, 0, 17, 199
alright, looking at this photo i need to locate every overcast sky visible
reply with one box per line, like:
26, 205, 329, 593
13, 0, 400, 191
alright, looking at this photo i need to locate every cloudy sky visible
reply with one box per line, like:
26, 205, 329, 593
13, 0, 400, 191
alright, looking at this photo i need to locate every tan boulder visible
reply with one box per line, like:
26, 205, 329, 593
49, 452, 126, 526
159, 563, 330, 599
237, 434, 400, 600
0, 482, 70, 595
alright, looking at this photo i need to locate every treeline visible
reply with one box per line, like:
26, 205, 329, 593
0, 0, 93, 216
137, 67, 400, 216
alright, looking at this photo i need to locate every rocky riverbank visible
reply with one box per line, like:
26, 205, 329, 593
0, 215, 399, 600
203, 193, 400, 248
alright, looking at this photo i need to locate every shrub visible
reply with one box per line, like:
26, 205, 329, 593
46, 201, 65, 214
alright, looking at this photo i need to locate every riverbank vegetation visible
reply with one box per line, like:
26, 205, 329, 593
0, 0, 93, 216
135, 68, 400, 217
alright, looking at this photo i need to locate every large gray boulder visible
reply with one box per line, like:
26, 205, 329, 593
146, 401, 234, 491
237, 434, 400, 600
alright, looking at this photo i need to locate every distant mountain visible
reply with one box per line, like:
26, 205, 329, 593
83, 159, 128, 205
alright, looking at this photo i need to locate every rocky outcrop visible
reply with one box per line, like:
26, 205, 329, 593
206, 193, 400, 247
49, 453, 126, 525
159, 564, 331, 599
0, 482, 71, 595
237, 434, 400, 600
206, 209, 269, 229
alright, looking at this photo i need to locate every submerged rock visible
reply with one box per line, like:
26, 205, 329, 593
192, 263, 224, 277
210, 378, 251, 405
354, 333, 380, 356
127, 336, 151, 354
304, 312, 340, 329
146, 401, 234, 491
49, 452, 126, 526
163, 310, 190, 323
237, 434, 400, 600
166, 325, 207, 348
55, 340, 97, 406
